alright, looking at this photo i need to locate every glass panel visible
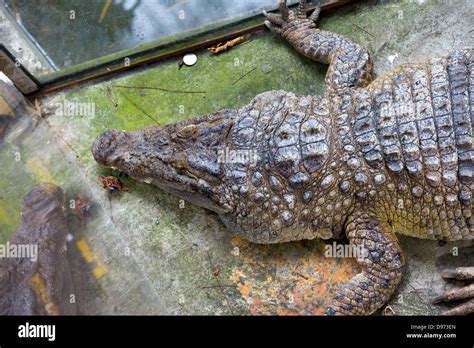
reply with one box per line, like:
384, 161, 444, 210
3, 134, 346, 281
0, 79, 168, 314
0, 0, 290, 81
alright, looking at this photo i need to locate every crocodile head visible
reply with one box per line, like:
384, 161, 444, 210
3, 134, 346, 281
92, 110, 236, 214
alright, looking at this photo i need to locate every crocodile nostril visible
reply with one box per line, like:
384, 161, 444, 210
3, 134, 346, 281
92, 130, 121, 165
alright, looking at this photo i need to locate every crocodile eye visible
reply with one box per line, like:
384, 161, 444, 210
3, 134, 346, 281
177, 124, 197, 138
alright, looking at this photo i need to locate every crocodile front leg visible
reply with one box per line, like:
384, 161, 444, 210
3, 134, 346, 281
327, 213, 404, 315
264, 0, 373, 95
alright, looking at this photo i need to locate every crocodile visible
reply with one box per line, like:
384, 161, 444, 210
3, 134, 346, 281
0, 183, 76, 315
92, 0, 474, 315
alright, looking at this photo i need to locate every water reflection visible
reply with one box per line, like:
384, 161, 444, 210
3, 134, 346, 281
2, 0, 282, 72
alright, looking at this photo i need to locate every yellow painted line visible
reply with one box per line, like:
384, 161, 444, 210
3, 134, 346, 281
25, 158, 56, 185
93, 263, 107, 280
31, 273, 48, 303
76, 238, 108, 280
76, 239, 94, 263
0, 96, 15, 117
30, 273, 60, 315
98, 0, 112, 23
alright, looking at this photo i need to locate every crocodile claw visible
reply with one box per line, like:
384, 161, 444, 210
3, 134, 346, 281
433, 267, 474, 315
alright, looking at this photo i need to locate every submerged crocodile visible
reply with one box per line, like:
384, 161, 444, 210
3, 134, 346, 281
0, 184, 76, 315
92, 1, 473, 315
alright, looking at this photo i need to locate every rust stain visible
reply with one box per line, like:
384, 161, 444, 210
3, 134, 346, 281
230, 238, 359, 315
231, 236, 249, 249
238, 282, 251, 299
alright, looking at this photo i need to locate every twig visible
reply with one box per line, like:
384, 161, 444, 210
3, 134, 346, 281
106, 86, 118, 107
113, 85, 206, 94
232, 67, 257, 86
118, 91, 160, 125
206, 252, 235, 315
295, 272, 309, 280
406, 284, 425, 302
201, 285, 236, 289
98, 0, 112, 23
352, 22, 374, 38
208, 36, 251, 54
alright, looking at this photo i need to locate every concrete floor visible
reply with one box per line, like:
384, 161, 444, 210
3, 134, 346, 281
1, 0, 473, 315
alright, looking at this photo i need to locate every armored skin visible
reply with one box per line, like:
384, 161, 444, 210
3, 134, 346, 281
92, 1, 473, 315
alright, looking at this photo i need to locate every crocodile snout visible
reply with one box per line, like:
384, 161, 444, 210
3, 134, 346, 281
92, 129, 128, 167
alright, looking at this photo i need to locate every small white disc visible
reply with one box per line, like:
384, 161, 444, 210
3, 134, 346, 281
183, 53, 197, 66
